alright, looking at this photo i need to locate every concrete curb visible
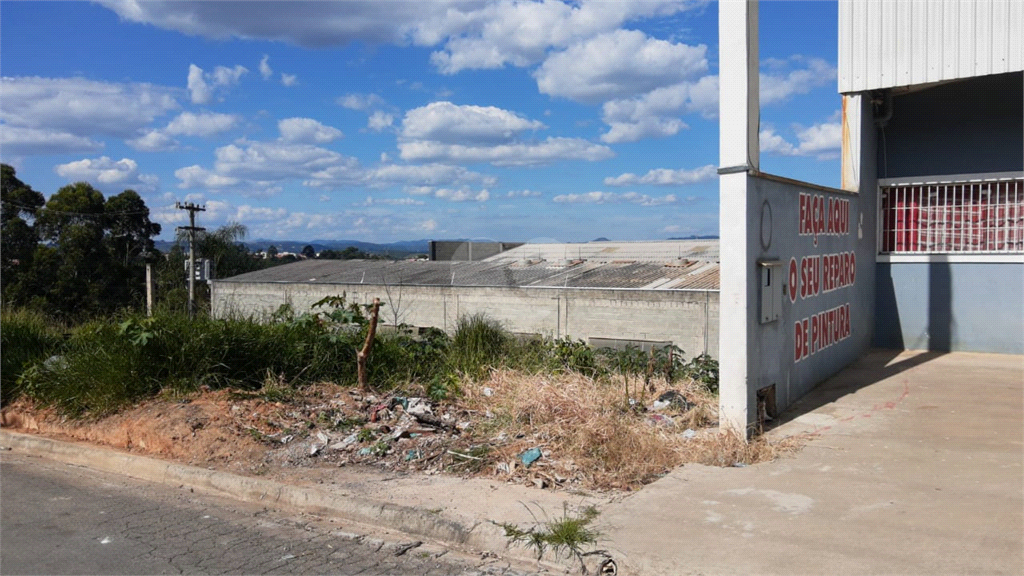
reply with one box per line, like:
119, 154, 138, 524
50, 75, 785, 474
0, 430, 517, 560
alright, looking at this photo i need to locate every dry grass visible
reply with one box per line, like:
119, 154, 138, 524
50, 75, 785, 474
456, 369, 799, 490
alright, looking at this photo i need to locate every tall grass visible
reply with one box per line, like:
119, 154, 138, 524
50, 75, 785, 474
1, 307, 65, 404
449, 314, 509, 379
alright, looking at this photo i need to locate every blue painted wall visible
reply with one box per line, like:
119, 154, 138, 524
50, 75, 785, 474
875, 262, 1024, 354
878, 72, 1023, 178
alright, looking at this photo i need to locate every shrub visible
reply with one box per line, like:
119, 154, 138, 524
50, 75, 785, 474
449, 314, 509, 379
0, 307, 65, 404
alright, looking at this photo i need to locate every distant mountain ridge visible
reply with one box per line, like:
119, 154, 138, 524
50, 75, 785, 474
153, 238, 432, 257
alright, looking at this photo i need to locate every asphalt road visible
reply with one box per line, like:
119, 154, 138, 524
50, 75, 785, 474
0, 452, 539, 575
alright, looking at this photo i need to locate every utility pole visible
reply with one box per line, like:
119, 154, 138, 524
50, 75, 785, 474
175, 201, 206, 318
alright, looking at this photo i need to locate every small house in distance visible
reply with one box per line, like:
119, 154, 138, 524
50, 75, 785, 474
210, 240, 721, 359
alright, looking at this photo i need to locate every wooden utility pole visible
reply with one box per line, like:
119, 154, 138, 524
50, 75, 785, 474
175, 201, 206, 318
146, 263, 154, 317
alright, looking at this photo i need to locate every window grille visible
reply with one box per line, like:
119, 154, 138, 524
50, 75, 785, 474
879, 177, 1023, 254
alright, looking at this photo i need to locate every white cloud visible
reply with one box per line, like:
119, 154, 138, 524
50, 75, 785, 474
360, 196, 426, 206
760, 57, 836, 105
535, 29, 707, 104
1, 126, 103, 156
599, 75, 717, 143
506, 189, 542, 198
367, 163, 495, 187
277, 117, 343, 144
97, 0, 691, 57
259, 54, 273, 79
336, 93, 385, 111
604, 164, 717, 187
212, 64, 248, 86
552, 191, 677, 206
187, 63, 248, 104
281, 73, 298, 87
399, 137, 613, 166
0, 76, 179, 151
433, 187, 490, 202
127, 130, 177, 152
367, 111, 394, 132
174, 165, 241, 189
401, 101, 544, 145
399, 102, 609, 166
54, 156, 159, 192
187, 64, 211, 104
759, 118, 842, 160
165, 111, 239, 137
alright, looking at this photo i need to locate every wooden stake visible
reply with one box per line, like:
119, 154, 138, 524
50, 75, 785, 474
357, 298, 381, 389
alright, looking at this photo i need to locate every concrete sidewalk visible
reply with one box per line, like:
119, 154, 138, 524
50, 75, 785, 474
600, 349, 1023, 575
3, 349, 1022, 575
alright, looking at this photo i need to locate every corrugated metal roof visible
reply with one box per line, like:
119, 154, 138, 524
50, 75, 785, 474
839, 0, 1024, 94
216, 241, 720, 291
482, 239, 719, 263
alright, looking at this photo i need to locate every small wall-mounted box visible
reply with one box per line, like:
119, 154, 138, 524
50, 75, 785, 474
758, 259, 782, 324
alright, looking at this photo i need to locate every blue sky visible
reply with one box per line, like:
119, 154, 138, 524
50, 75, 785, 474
1, 1, 841, 243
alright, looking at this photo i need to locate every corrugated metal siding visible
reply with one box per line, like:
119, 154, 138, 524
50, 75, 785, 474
839, 0, 1024, 94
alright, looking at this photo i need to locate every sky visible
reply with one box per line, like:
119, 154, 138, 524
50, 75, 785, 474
1, 0, 841, 244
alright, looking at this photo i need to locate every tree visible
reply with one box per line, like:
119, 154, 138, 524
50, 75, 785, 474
301, 244, 316, 259
1, 164, 46, 297
266, 244, 279, 259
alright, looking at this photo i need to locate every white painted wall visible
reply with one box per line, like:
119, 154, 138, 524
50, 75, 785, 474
211, 282, 720, 360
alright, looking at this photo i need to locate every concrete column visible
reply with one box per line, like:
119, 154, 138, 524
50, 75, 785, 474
718, 0, 760, 435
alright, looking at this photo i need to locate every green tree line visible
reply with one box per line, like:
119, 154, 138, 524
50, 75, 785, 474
1, 164, 269, 320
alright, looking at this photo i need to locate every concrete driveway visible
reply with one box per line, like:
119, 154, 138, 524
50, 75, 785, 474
601, 349, 1024, 575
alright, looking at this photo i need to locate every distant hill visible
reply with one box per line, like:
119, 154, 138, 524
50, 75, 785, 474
153, 238, 431, 258
667, 235, 719, 240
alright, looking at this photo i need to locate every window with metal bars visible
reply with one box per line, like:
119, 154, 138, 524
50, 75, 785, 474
878, 176, 1024, 254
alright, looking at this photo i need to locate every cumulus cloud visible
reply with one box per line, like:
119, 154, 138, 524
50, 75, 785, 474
399, 102, 609, 166
97, 0, 691, 57
366, 163, 495, 187
760, 57, 837, 105
187, 63, 248, 104
1, 126, 103, 156
552, 191, 677, 206
759, 118, 842, 160
535, 29, 707, 104
0, 76, 179, 154
281, 73, 298, 87
361, 196, 426, 206
259, 54, 273, 79
604, 164, 717, 187
165, 111, 239, 137
367, 111, 394, 132
401, 101, 544, 144
337, 93, 385, 110
277, 117, 343, 144
506, 189, 542, 198
599, 75, 717, 143
128, 112, 238, 151
433, 187, 490, 202
399, 137, 613, 166
54, 156, 159, 192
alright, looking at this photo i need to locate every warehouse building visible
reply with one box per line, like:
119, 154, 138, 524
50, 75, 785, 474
211, 240, 721, 359
717, 0, 1022, 433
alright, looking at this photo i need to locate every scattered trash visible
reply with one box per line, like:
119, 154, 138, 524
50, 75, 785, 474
329, 433, 359, 451
648, 414, 675, 427
519, 447, 542, 467
309, 444, 321, 456
358, 447, 372, 456
406, 397, 432, 417
482, 387, 494, 397
732, 462, 748, 468
99, 537, 112, 544
405, 449, 421, 462
681, 428, 697, 439
316, 432, 330, 444
653, 390, 694, 411
280, 554, 296, 560
280, 435, 294, 444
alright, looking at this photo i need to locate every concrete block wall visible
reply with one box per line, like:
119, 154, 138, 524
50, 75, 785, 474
211, 282, 719, 359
